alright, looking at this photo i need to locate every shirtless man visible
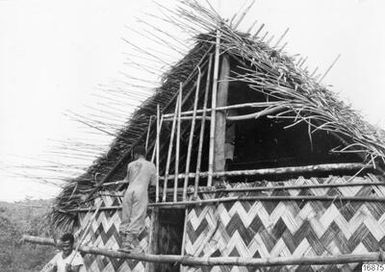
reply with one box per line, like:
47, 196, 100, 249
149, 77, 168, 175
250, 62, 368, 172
119, 145, 156, 252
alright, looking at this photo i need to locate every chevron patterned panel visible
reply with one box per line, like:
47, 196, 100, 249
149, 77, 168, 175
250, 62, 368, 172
183, 174, 385, 272
75, 193, 151, 272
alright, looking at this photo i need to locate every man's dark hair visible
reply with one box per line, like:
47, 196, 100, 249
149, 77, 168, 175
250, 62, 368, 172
133, 145, 146, 156
61, 233, 75, 244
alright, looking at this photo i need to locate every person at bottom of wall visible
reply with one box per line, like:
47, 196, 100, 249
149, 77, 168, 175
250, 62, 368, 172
40, 233, 86, 272
118, 145, 156, 253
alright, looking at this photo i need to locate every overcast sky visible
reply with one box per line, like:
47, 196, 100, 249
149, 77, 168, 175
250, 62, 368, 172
0, 0, 384, 202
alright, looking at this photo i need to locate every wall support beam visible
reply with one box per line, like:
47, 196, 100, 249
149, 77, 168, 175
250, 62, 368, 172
208, 30, 221, 186
213, 54, 230, 181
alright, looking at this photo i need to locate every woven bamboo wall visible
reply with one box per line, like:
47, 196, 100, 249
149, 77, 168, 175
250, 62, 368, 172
183, 174, 385, 272
75, 193, 151, 272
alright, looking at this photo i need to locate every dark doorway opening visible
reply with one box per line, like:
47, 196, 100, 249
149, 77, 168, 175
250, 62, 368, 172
156, 209, 185, 272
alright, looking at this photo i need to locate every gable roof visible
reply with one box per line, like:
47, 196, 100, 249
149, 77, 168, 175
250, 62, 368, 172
51, 1, 385, 230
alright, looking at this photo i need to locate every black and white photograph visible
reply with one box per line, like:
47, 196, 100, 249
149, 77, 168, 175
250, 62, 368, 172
1, 1, 385, 271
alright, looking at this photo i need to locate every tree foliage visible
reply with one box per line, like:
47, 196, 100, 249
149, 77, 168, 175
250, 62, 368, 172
0, 200, 56, 272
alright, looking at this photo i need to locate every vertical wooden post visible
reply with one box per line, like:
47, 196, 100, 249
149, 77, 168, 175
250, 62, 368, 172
213, 54, 230, 179
155, 106, 160, 203
183, 68, 201, 201
145, 115, 153, 153
151, 115, 163, 164
147, 207, 159, 272
163, 90, 180, 202
208, 29, 221, 187
174, 84, 182, 202
194, 54, 213, 199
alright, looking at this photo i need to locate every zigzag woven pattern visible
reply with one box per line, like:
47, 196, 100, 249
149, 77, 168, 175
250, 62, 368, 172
183, 175, 385, 272
75, 193, 151, 272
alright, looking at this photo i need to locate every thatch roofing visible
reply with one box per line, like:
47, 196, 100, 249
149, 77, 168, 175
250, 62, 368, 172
51, 1, 385, 230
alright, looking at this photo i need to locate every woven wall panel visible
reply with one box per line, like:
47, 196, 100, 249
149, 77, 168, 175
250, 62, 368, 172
76, 194, 151, 272
183, 175, 385, 272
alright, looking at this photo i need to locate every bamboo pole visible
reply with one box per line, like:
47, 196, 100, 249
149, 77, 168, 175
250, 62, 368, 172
188, 181, 385, 195
69, 200, 103, 265
149, 62, 207, 162
174, 85, 182, 202
162, 101, 279, 118
266, 35, 275, 45
65, 187, 385, 213
145, 116, 153, 153
22, 235, 385, 267
232, 0, 256, 29
227, 106, 285, 121
150, 194, 385, 207
163, 91, 180, 202
274, 27, 289, 48
299, 56, 308, 68
163, 105, 284, 122
100, 181, 384, 196
155, 105, 160, 203
162, 162, 372, 181
261, 31, 269, 41
63, 190, 385, 212
208, 29, 221, 187
163, 116, 210, 122
310, 67, 319, 77
101, 162, 374, 188
151, 115, 163, 164
183, 68, 202, 201
195, 54, 213, 199
246, 19, 258, 33
319, 54, 341, 83
252, 23, 265, 39
279, 42, 288, 52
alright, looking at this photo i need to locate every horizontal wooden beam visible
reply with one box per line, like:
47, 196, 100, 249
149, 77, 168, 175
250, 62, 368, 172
163, 115, 211, 122
22, 235, 384, 267
160, 163, 373, 181
94, 181, 385, 197
162, 101, 280, 118
62, 195, 385, 213
150, 195, 385, 208
227, 106, 285, 121
162, 105, 282, 122
188, 181, 385, 195
100, 163, 373, 188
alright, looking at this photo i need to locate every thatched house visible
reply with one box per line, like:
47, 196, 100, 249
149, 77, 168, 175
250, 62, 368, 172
33, 2, 385, 272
